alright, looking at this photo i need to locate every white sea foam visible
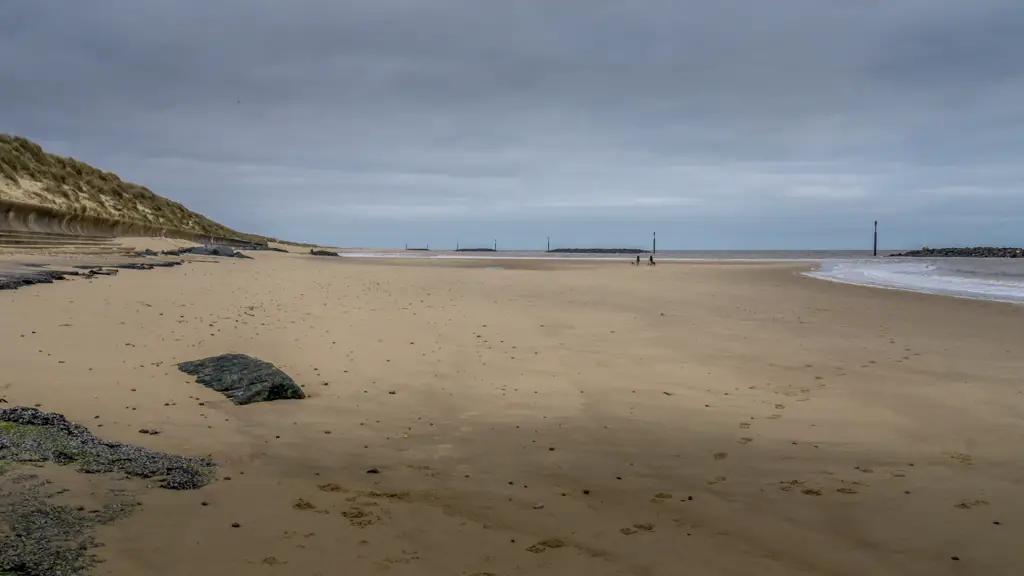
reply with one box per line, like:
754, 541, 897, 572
807, 259, 1024, 303
333, 251, 1024, 303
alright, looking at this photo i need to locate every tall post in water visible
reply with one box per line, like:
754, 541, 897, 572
873, 221, 878, 257
547, 236, 550, 252
653, 231, 657, 255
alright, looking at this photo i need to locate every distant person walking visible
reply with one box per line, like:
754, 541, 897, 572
649, 255, 655, 266
635, 255, 641, 266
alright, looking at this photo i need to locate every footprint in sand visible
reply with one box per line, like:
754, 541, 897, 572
365, 490, 410, 500
801, 488, 823, 496
739, 422, 751, 429
836, 487, 858, 495
954, 499, 989, 510
778, 480, 805, 492
293, 498, 317, 510
713, 452, 729, 460
620, 524, 655, 535
342, 508, 377, 528
707, 476, 727, 485
526, 538, 566, 553
526, 544, 546, 553
738, 437, 753, 445
945, 452, 974, 465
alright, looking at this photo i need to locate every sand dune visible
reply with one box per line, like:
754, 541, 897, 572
1, 253, 1023, 575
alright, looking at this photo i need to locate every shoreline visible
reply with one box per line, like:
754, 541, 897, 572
807, 258, 1024, 305
5, 247, 1024, 306
804, 267, 1024, 304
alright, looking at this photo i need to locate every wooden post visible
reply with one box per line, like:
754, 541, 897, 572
873, 221, 878, 257
547, 237, 550, 252
494, 238, 497, 251
653, 231, 657, 255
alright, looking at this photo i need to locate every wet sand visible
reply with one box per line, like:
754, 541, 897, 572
1, 252, 1023, 575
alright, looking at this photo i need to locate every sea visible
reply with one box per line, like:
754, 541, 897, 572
335, 249, 1024, 304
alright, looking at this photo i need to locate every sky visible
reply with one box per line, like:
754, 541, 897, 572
2, 0, 1022, 249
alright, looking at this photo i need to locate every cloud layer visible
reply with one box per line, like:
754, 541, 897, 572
3, 0, 1022, 248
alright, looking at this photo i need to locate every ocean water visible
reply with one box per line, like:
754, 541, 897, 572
808, 258, 1024, 303
332, 249, 1024, 303
337, 249, 880, 261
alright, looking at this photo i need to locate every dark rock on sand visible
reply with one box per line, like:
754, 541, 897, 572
0, 406, 216, 490
310, 249, 340, 257
188, 245, 238, 257
1, 407, 211, 575
110, 261, 184, 271
161, 245, 259, 258
889, 246, 1024, 258
0, 269, 78, 291
0, 471, 137, 576
177, 353, 306, 405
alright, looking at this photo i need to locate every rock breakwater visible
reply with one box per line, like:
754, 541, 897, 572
889, 247, 1024, 258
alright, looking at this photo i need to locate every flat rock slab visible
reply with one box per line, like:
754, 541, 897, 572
0, 406, 216, 490
0, 268, 78, 291
177, 353, 306, 405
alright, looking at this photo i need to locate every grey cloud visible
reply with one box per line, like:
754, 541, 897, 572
2, 0, 1023, 248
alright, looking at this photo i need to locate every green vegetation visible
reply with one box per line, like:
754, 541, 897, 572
0, 422, 94, 466
0, 417, 215, 488
0, 134, 267, 243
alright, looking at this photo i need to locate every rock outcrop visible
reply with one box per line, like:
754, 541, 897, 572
0, 269, 77, 291
0, 406, 216, 489
177, 353, 306, 405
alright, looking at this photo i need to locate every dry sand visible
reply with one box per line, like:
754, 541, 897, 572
1, 252, 1023, 575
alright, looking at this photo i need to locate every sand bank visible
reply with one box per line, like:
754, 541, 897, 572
1, 253, 1022, 575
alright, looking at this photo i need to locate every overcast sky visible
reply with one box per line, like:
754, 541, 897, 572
2, 1, 1022, 249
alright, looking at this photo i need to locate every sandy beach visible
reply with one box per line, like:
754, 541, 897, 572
2, 251, 1023, 575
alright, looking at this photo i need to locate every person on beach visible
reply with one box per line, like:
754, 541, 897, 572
635, 255, 641, 266
649, 255, 655, 266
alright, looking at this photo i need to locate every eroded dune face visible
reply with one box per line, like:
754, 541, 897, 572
1, 134, 260, 244
1, 197, 199, 239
